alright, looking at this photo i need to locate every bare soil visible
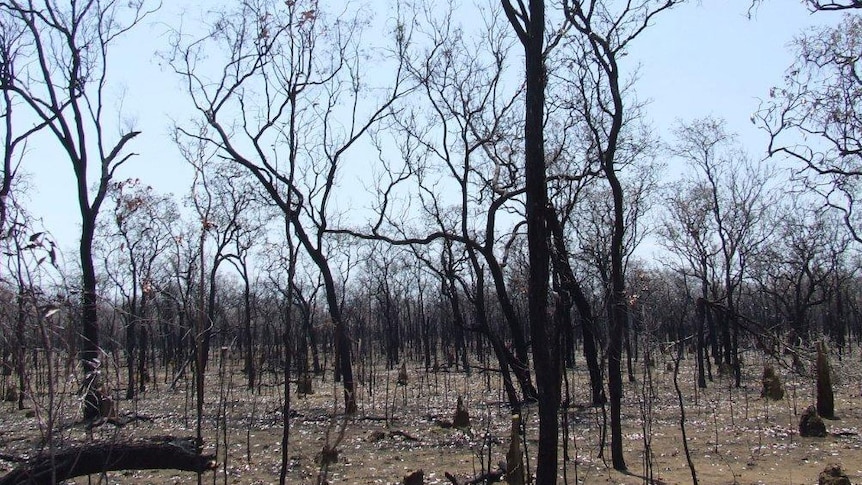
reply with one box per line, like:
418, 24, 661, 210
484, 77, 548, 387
1, 347, 861, 484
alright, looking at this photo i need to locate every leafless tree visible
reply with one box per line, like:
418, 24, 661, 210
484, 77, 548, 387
0, 198, 59, 411
168, 0, 410, 413
559, 0, 681, 471
499, 0, 571, 480
757, 14, 862, 244
749, 203, 851, 342
100, 178, 177, 398
0, 18, 48, 238
0, 0, 157, 415
338, 2, 540, 406
671, 116, 776, 387
187, 155, 268, 380
658, 179, 721, 388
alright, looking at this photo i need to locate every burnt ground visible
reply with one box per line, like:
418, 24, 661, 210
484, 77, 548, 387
1, 346, 861, 484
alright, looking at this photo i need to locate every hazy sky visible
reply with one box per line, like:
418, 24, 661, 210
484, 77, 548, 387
15, 1, 843, 256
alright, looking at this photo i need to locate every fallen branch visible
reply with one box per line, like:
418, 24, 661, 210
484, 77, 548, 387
0, 436, 216, 485
0, 454, 24, 464
85, 413, 154, 429
390, 430, 420, 442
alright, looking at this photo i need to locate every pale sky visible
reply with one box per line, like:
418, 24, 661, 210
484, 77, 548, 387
16, 1, 842, 257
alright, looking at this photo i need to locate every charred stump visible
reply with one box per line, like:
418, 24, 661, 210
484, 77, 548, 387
799, 405, 828, 438
819, 463, 851, 485
452, 396, 470, 429
761, 365, 784, 400
403, 469, 424, 485
297, 374, 314, 395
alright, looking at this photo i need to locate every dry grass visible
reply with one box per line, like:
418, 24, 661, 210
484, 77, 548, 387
1, 345, 862, 484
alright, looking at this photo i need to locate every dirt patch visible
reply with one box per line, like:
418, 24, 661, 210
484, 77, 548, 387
1, 349, 862, 484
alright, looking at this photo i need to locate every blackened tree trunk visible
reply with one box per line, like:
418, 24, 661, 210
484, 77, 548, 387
125, 310, 137, 399
138, 324, 149, 392
279, 231, 297, 485
720, 306, 731, 368
15, 292, 26, 410
240, 267, 254, 390
695, 297, 707, 389
707, 298, 720, 366
80, 211, 102, 387
606, 164, 629, 472
293, 222, 356, 413
502, 1, 560, 482
422, 315, 433, 372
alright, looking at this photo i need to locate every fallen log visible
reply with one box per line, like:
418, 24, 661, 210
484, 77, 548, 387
0, 436, 216, 485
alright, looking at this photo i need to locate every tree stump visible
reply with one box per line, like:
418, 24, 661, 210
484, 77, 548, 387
316, 445, 339, 465
452, 396, 470, 429
761, 365, 784, 400
83, 388, 115, 421
799, 405, 828, 437
297, 374, 314, 395
818, 463, 851, 485
817, 341, 835, 419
